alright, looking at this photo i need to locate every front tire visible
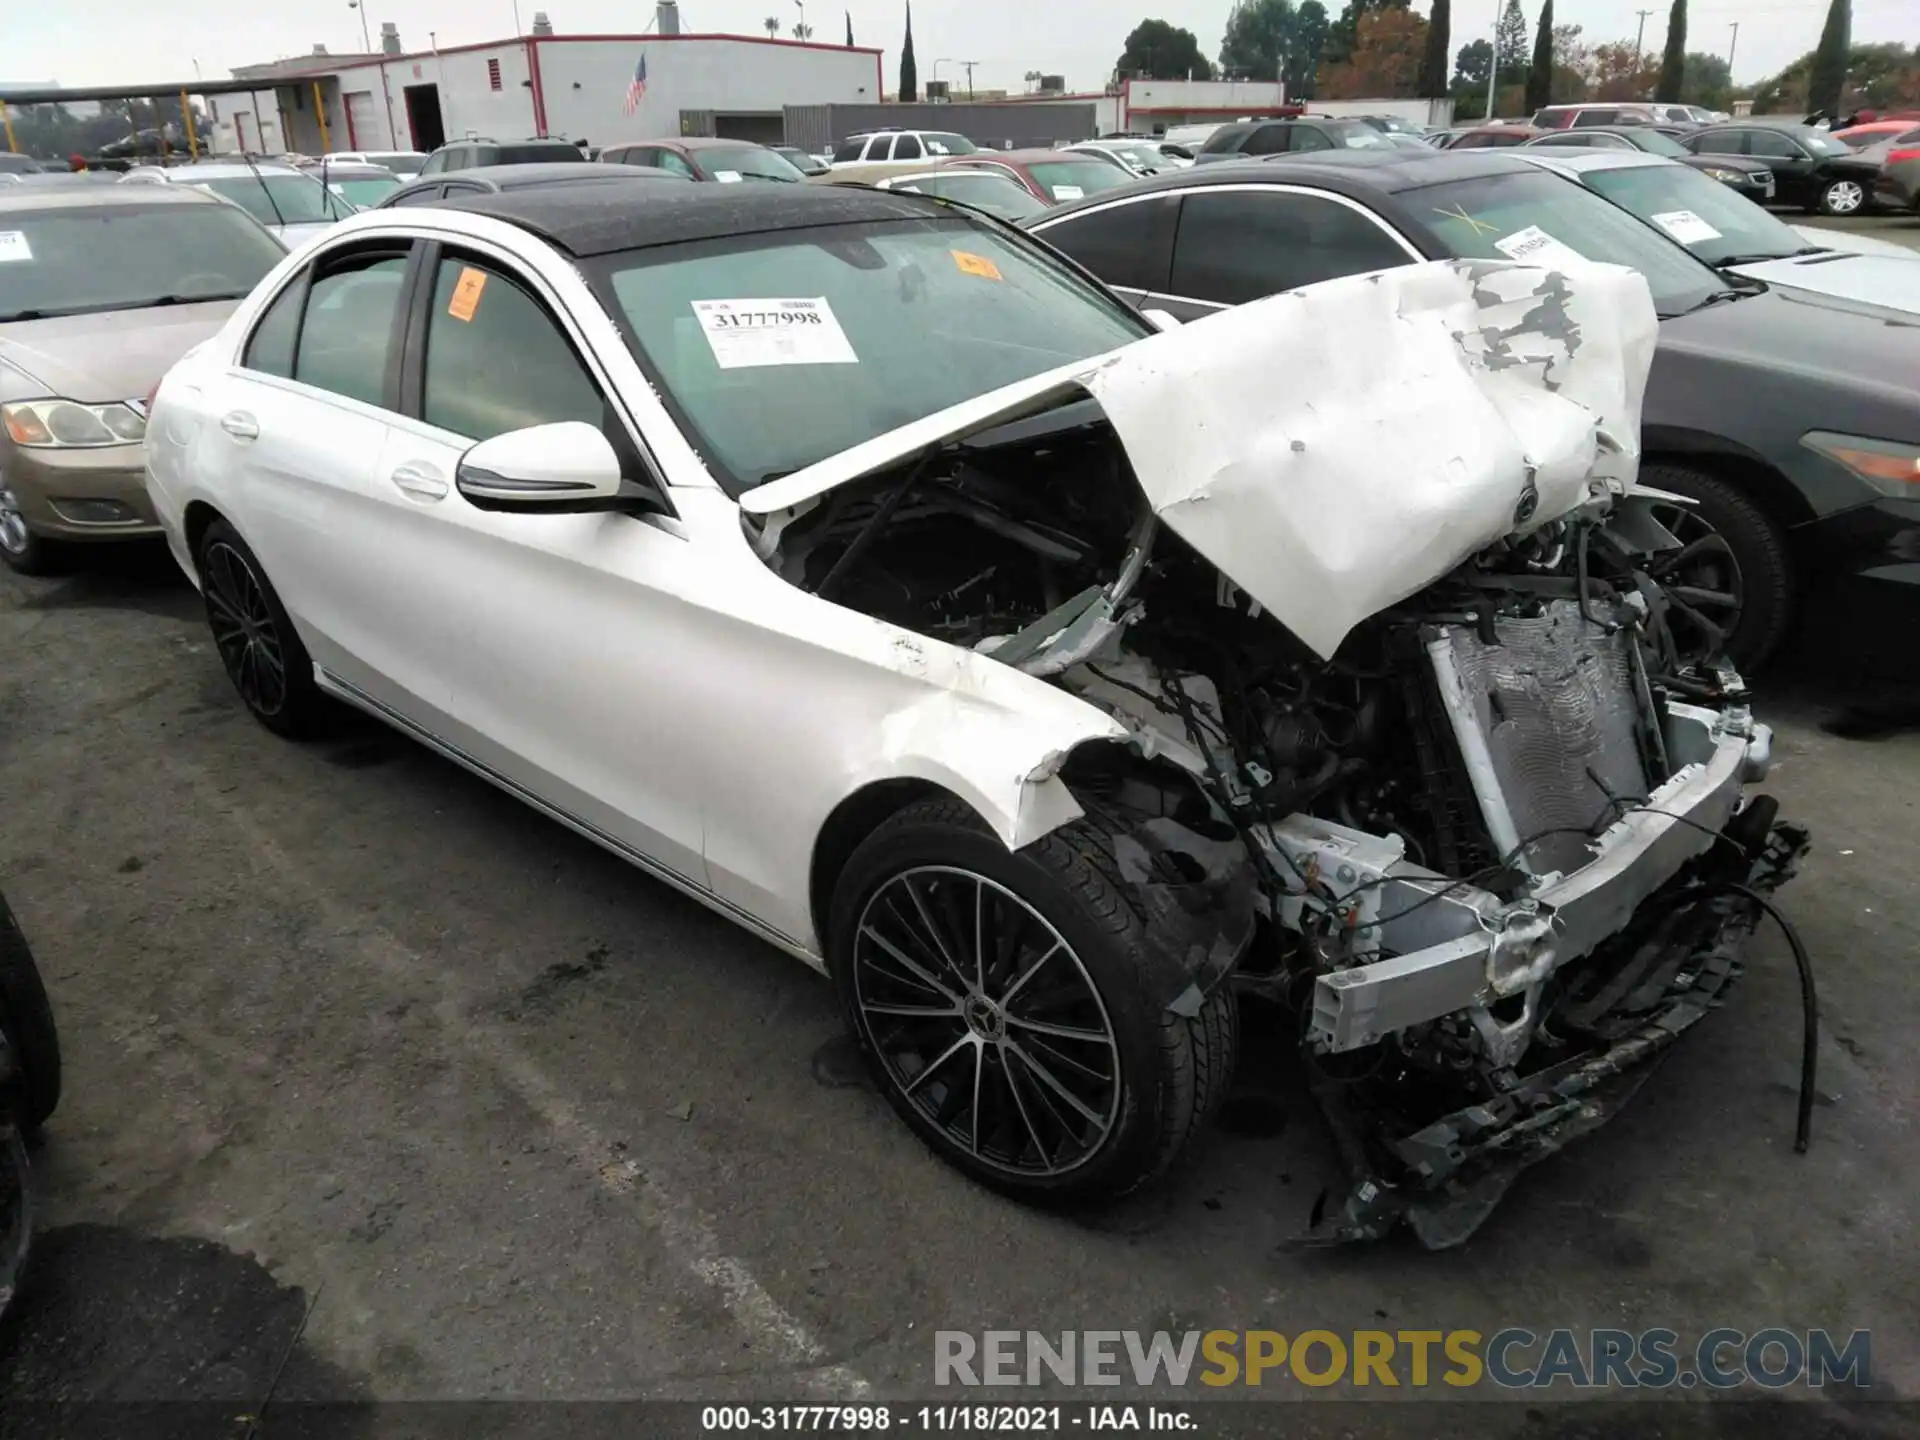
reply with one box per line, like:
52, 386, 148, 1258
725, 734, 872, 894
1814, 178, 1866, 216
196, 519, 331, 738
1636, 462, 1794, 673
829, 799, 1236, 1206
0, 490, 67, 577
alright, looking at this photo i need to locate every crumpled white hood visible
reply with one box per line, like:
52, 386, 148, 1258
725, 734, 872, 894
744, 258, 1659, 661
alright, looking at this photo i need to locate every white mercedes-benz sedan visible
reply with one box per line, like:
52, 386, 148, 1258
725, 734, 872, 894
143, 184, 1802, 1245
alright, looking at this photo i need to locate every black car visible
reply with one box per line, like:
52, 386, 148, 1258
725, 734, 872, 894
378, 161, 689, 208
1524, 125, 1776, 203
1192, 116, 1397, 162
1024, 150, 1920, 673
1680, 124, 1880, 215
417, 137, 593, 177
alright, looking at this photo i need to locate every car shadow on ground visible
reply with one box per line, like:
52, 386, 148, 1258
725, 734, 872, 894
10, 542, 198, 624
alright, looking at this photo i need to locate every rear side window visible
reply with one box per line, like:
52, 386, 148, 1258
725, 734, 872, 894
1170, 190, 1411, 305
1242, 125, 1291, 155
294, 253, 408, 406
1037, 198, 1165, 292
243, 280, 304, 377
420, 255, 607, 442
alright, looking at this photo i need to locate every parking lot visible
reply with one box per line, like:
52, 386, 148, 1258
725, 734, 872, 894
1, 211, 1917, 1435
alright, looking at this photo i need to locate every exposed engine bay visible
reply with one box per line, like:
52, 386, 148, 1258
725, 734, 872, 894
749, 393, 1807, 1248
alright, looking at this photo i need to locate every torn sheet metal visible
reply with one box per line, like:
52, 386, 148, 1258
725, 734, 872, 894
744, 259, 1658, 662
1082, 260, 1658, 659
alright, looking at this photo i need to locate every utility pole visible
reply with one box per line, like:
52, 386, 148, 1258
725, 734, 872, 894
1634, 8, 1654, 65
1726, 22, 1739, 76
960, 59, 978, 99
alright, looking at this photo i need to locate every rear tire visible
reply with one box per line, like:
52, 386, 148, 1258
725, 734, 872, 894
1637, 462, 1794, 673
0, 890, 60, 1133
196, 519, 332, 738
829, 798, 1238, 1206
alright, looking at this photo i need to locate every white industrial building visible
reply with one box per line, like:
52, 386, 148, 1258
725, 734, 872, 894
208, 3, 882, 156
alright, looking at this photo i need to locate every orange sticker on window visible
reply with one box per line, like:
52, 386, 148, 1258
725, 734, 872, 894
447, 267, 488, 322
952, 250, 1003, 281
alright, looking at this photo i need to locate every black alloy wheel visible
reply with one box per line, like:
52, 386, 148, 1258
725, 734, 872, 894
195, 518, 330, 737
850, 866, 1122, 1179
203, 539, 289, 719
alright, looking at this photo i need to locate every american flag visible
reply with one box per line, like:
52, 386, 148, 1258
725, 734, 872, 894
623, 53, 649, 114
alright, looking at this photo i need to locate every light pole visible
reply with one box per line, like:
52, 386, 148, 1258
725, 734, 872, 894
1726, 22, 1740, 77
347, 0, 372, 53
1485, 0, 1499, 120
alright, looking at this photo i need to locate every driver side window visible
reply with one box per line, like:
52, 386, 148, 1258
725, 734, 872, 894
655, 150, 697, 179
417, 253, 610, 443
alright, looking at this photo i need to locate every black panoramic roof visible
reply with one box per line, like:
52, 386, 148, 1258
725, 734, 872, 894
1040, 148, 1535, 219
439, 180, 954, 256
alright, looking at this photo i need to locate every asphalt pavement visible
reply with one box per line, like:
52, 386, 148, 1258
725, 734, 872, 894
1, 250, 1918, 1429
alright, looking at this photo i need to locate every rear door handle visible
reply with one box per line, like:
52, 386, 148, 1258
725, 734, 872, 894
219, 411, 259, 440
390, 460, 448, 501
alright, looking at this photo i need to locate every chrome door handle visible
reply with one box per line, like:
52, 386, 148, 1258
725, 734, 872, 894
219, 412, 259, 440
390, 460, 448, 501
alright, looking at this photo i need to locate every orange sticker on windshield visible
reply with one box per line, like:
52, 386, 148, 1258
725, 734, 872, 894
952, 250, 1003, 281
447, 267, 488, 322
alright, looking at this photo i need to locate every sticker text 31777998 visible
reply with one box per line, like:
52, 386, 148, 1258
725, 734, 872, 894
692, 297, 859, 370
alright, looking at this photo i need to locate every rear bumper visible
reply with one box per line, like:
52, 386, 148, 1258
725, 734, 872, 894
1261, 702, 1769, 1054
0, 442, 160, 542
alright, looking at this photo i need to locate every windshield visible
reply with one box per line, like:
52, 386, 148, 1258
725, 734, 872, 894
199, 173, 347, 224
1371, 116, 1420, 134
919, 133, 978, 157
1804, 131, 1852, 158
328, 174, 401, 207
1102, 144, 1163, 169
0, 203, 286, 321
366, 153, 424, 175
1584, 162, 1810, 265
700, 146, 806, 183
592, 216, 1148, 493
892, 173, 1050, 221
1024, 160, 1132, 202
1414, 169, 1726, 316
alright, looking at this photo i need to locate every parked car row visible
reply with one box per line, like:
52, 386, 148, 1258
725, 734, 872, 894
0, 131, 1896, 1243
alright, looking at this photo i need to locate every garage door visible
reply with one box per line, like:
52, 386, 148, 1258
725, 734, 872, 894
345, 91, 380, 150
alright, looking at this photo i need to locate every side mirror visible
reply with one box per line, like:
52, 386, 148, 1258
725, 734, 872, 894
1141, 308, 1183, 333
456, 421, 636, 513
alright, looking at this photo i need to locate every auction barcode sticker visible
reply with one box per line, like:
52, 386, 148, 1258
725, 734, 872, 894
0, 232, 32, 263
691, 298, 859, 369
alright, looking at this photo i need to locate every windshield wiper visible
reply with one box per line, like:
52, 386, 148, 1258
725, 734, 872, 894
1713, 252, 1798, 267
134, 292, 249, 308
1673, 288, 1747, 317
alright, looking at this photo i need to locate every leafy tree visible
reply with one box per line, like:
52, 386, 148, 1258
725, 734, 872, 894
1220, 0, 1295, 83
1494, 0, 1530, 90
764, 16, 779, 37
1679, 50, 1731, 108
1752, 40, 1915, 113
1589, 39, 1658, 101
1318, 6, 1428, 98
1452, 38, 1492, 97
1288, 2, 1331, 97
1117, 19, 1216, 80
1525, 0, 1553, 110
1417, 0, 1450, 97
792, 21, 813, 38
900, 0, 918, 101
1551, 22, 1591, 101
1323, 0, 1405, 66
1806, 0, 1850, 118
1655, 0, 1686, 103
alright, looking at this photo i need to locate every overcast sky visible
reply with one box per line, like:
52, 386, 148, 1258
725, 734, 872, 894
7, 0, 1912, 96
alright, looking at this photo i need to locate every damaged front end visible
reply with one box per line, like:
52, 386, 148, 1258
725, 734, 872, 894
744, 259, 1806, 1246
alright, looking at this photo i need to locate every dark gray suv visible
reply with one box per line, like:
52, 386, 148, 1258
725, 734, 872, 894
1193, 117, 1397, 162
418, 138, 592, 176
